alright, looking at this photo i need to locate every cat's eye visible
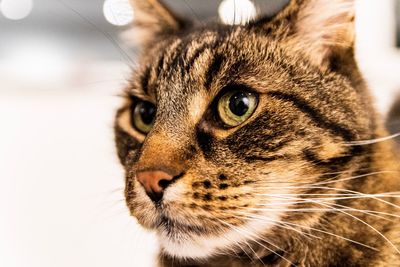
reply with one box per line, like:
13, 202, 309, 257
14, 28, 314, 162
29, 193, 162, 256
131, 101, 156, 134
217, 90, 258, 127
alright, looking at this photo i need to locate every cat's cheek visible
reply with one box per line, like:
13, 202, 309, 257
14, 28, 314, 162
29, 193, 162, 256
114, 130, 143, 166
125, 179, 159, 229
156, 176, 296, 260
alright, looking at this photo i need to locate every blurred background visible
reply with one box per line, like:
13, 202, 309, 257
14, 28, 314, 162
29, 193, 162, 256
0, 0, 399, 267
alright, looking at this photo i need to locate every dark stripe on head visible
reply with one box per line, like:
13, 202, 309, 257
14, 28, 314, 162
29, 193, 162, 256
267, 91, 355, 141
168, 39, 190, 76
155, 53, 165, 78
140, 66, 151, 95
185, 30, 231, 77
204, 53, 225, 90
184, 42, 213, 74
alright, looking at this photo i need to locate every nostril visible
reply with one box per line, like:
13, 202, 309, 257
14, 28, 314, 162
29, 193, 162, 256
158, 179, 171, 189
158, 172, 184, 189
136, 170, 185, 203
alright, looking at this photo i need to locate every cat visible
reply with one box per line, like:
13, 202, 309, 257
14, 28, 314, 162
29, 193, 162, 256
114, 0, 400, 266
388, 96, 400, 138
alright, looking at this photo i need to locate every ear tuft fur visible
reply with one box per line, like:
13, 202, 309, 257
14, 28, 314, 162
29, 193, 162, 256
252, 0, 355, 70
290, 0, 355, 68
125, 0, 188, 47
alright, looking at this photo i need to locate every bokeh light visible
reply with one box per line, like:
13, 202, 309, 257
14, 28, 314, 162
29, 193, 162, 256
218, 0, 257, 25
103, 0, 134, 26
0, 0, 33, 20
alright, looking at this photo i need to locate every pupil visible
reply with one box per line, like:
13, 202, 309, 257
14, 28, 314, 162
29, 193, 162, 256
229, 92, 249, 116
139, 102, 155, 125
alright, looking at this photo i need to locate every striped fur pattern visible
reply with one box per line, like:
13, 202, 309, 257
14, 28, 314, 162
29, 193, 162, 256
114, 0, 400, 266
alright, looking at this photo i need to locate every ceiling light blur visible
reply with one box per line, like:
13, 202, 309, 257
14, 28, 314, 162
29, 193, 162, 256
0, 0, 33, 20
103, 0, 134, 26
218, 0, 257, 25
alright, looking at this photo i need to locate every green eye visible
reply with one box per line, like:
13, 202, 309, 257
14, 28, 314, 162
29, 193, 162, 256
131, 101, 156, 134
217, 90, 258, 127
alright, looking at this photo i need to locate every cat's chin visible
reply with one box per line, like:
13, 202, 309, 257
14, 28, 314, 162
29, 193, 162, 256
157, 213, 278, 260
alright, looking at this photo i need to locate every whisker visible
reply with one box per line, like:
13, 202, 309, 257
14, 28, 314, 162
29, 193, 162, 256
57, 0, 136, 67
215, 218, 268, 265
231, 212, 321, 242
344, 132, 400, 146
256, 192, 400, 202
250, 204, 399, 220
258, 194, 400, 254
319, 202, 400, 254
250, 168, 392, 186
255, 186, 400, 210
326, 202, 398, 221
311, 171, 398, 186
233, 211, 378, 251
216, 218, 296, 266
254, 194, 400, 222
215, 222, 255, 262
242, 210, 319, 239
182, 0, 204, 26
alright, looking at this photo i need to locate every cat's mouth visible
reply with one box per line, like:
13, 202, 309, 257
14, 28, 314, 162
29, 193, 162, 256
157, 215, 209, 236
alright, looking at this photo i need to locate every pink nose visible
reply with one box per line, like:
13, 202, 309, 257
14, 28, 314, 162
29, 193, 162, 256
136, 171, 174, 202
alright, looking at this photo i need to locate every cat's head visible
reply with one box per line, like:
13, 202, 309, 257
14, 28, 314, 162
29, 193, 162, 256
115, 0, 374, 260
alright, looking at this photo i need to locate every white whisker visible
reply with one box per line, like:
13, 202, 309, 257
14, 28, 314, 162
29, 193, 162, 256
344, 132, 400, 146
264, 195, 400, 254
232, 211, 378, 251
215, 217, 295, 266
255, 185, 400, 210
311, 171, 398, 186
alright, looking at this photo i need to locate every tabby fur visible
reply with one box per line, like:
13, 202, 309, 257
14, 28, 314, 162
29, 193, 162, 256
114, 0, 400, 266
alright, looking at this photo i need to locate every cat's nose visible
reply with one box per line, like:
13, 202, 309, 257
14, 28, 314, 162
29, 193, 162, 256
136, 170, 177, 203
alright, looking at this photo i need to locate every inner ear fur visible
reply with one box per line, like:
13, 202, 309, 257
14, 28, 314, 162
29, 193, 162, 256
251, 0, 355, 71
127, 0, 189, 46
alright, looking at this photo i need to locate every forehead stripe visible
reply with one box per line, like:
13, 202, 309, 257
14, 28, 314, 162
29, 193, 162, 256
184, 41, 214, 74
155, 52, 165, 78
167, 39, 191, 76
140, 66, 151, 95
204, 53, 225, 90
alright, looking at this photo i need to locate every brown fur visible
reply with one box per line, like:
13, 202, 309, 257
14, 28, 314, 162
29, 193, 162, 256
114, 0, 400, 266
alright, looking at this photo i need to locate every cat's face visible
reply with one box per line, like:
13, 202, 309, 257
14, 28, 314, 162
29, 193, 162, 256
115, 0, 373, 260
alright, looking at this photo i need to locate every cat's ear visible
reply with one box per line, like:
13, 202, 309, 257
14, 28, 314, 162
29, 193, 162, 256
127, 0, 188, 46
252, 0, 355, 70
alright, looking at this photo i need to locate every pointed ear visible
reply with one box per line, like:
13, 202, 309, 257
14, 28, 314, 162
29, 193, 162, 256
253, 0, 355, 70
127, 0, 188, 46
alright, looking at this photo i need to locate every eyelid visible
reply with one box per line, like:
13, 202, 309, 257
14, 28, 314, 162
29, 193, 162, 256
128, 92, 155, 105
